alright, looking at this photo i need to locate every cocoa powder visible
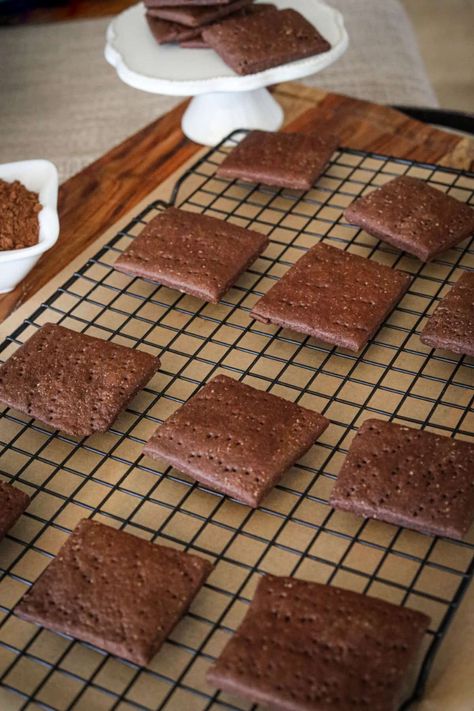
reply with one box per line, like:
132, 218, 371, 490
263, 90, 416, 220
0, 179, 41, 251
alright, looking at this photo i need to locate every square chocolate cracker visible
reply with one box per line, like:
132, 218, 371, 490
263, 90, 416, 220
330, 419, 474, 540
202, 8, 331, 75
344, 175, 474, 262
147, 0, 254, 28
16, 519, 211, 665
146, 0, 233, 7
0, 323, 160, 437
176, 0, 275, 41
114, 207, 268, 303
0, 480, 30, 542
420, 271, 474, 356
217, 130, 338, 190
144, 374, 328, 507
251, 243, 411, 352
180, 35, 210, 49
207, 575, 430, 711
146, 13, 201, 44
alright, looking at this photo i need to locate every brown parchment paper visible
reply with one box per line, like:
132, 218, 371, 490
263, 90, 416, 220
0, 146, 472, 711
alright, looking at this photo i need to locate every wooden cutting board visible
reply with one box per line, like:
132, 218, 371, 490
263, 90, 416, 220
1, 81, 473, 323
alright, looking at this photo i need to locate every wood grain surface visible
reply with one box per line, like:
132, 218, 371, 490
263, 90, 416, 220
1, 82, 473, 323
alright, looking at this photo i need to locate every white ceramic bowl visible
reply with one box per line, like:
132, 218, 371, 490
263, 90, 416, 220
0, 160, 59, 294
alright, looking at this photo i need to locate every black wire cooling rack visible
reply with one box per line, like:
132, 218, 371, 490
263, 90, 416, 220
0, 131, 473, 711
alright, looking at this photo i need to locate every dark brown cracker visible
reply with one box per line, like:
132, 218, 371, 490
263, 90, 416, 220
344, 175, 474, 262
240, 2, 275, 13
180, 35, 210, 49
0, 480, 30, 542
251, 242, 411, 352
147, 0, 253, 28
0, 323, 160, 437
146, 0, 233, 7
15, 519, 211, 665
207, 575, 430, 711
420, 271, 474, 356
202, 8, 331, 75
146, 13, 201, 43
216, 130, 338, 190
144, 374, 328, 507
114, 207, 268, 303
330, 419, 474, 540
179, 3, 275, 45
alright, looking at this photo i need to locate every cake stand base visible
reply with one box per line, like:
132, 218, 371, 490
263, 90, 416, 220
182, 88, 284, 145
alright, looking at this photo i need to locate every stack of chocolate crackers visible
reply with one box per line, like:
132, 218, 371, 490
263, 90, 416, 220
144, 0, 261, 49
144, 0, 332, 74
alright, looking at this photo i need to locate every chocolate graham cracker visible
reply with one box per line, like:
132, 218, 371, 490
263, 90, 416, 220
344, 175, 474, 262
207, 575, 430, 711
330, 419, 474, 540
0, 480, 30, 542
16, 519, 211, 665
144, 374, 329, 507
147, 0, 254, 28
179, 3, 275, 46
217, 130, 338, 190
146, 13, 201, 44
251, 242, 411, 352
146, 0, 234, 7
420, 271, 474, 356
114, 207, 268, 303
0, 323, 159, 437
202, 8, 331, 75
180, 35, 210, 49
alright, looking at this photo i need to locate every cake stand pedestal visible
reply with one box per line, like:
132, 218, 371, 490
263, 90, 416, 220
182, 88, 283, 145
105, 0, 348, 145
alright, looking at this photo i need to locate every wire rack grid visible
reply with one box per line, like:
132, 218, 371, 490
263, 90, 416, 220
0, 130, 473, 711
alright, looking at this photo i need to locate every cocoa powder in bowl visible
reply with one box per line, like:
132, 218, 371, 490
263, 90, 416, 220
0, 179, 41, 251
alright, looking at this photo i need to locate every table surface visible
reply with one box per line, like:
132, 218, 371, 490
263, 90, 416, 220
0, 0, 135, 24
1, 81, 473, 324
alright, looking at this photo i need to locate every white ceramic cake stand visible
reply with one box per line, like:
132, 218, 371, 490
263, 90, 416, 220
105, 0, 348, 145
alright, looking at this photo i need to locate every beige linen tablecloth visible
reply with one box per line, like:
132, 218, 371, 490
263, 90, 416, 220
0, 0, 437, 181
